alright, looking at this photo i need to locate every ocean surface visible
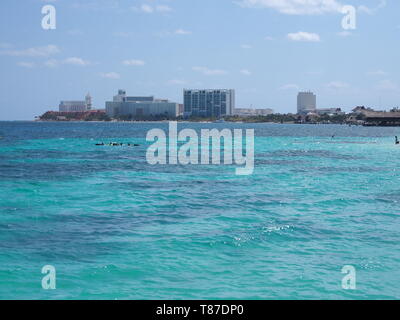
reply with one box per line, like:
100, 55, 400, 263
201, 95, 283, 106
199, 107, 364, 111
0, 121, 400, 300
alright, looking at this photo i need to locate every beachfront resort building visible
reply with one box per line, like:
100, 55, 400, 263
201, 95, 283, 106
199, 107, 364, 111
105, 90, 180, 118
297, 91, 317, 115
183, 89, 235, 118
234, 108, 274, 117
59, 93, 92, 112
315, 108, 345, 116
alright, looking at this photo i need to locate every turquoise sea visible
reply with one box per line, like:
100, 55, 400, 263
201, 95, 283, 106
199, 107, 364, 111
0, 121, 400, 300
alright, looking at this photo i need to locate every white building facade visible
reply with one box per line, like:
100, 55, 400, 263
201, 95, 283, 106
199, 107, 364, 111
59, 93, 92, 112
297, 92, 317, 115
106, 90, 179, 118
183, 89, 235, 118
316, 108, 345, 116
234, 108, 274, 117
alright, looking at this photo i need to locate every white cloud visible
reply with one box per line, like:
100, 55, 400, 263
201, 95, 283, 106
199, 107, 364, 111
357, 5, 372, 14
123, 59, 145, 66
44, 59, 58, 68
156, 5, 172, 13
192, 66, 227, 76
358, 0, 386, 15
238, 0, 343, 15
287, 32, 320, 42
63, 57, 91, 66
241, 44, 252, 49
17, 62, 35, 68
100, 72, 121, 79
326, 81, 349, 89
0, 45, 60, 57
279, 83, 299, 90
240, 69, 252, 76
140, 4, 153, 13
132, 4, 173, 14
44, 57, 91, 67
156, 29, 193, 37
367, 70, 387, 76
175, 29, 192, 35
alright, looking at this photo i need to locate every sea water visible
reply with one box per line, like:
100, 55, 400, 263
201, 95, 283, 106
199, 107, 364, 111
0, 121, 399, 300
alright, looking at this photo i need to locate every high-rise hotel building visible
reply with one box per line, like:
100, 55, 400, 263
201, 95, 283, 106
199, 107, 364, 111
183, 89, 235, 118
297, 91, 317, 115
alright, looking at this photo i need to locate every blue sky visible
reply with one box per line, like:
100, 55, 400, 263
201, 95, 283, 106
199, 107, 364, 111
0, 0, 399, 120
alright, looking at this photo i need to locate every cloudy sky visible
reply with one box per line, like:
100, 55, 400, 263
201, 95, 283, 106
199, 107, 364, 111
0, 0, 399, 120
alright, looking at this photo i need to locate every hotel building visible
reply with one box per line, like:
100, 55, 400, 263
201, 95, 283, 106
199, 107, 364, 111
234, 108, 274, 117
297, 91, 317, 115
105, 90, 180, 118
59, 93, 92, 112
183, 89, 235, 118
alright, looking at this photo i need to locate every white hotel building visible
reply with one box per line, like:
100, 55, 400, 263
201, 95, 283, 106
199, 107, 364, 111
297, 91, 317, 115
105, 90, 180, 118
59, 93, 92, 112
183, 89, 235, 118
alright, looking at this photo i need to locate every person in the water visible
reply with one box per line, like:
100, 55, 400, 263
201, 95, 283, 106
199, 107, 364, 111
396, 136, 399, 145
96, 142, 139, 146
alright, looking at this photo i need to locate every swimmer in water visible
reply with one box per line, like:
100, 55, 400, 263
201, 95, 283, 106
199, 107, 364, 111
396, 136, 399, 145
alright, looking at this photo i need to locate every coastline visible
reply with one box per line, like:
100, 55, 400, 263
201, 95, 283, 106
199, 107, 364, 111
1, 119, 362, 126
32, 120, 339, 124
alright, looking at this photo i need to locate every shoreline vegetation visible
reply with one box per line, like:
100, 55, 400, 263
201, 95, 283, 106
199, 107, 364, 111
37, 108, 400, 126
38, 111, 349, 125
